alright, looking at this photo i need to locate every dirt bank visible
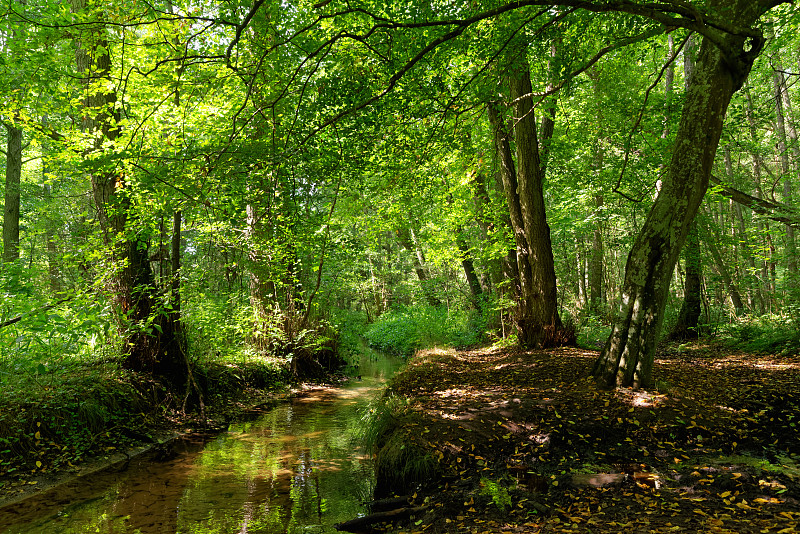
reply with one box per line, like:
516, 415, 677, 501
362, 344, 800, 533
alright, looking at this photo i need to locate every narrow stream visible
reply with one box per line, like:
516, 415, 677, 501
0, 351, 401, 533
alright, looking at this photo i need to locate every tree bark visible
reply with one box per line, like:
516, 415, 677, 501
592, 0, 766, 389
668, 31, 704, 339
773, 65, 798, 280
488, 57, 568, 349
588, 68, 605, 315
3, 123, 22, 263
456, 230, 483, 310
71, 0, 183, 381
669, 222, 702, 339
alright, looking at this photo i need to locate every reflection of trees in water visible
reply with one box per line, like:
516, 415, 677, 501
6, 354, 400, 533
169, 378, 384, 532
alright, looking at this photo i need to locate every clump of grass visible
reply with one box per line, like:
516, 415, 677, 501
480, 477, 512, 513
361, 394, 439, 495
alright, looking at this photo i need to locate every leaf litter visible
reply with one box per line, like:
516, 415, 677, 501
370, 342, 800, 533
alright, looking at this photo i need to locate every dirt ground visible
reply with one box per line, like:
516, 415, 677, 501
370, 343, 800, 533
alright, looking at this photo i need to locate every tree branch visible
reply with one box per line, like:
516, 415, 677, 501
709, 174, 800, 227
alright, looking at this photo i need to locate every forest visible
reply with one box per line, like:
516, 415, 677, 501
2, 0, 800, 532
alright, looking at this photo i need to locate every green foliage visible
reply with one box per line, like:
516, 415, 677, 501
479, 477, 513, 513
575, 314, 611, 351
364, 305, 484, 358
329, 308, 370, 362
719, 312, 800, 356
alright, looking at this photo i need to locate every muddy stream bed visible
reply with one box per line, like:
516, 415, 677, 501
0, 352, 401, 533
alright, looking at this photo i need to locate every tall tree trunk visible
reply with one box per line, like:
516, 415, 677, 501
670, 223, 702, 339
589, 196, 604, 314
745, 84, 771, 312
593, 1, 766, 388
246, 201, 278, 349
773, 65, 798, 281
669, 32, 704, 339
71, 0, 183, 381
488, 57, 569, 349
43, 181, 62, 292
3, 123, 22, 263
588, 68, 605, 315
470, 171, 499, 294
456, 231, 483, 311
396, 226, 442, 308
170, 210, 182, 328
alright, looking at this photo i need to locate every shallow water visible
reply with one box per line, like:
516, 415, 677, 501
0, 352, 401, 533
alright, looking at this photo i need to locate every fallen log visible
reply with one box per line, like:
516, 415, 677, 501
366, 495, 412, 513
334, 505, 427, 533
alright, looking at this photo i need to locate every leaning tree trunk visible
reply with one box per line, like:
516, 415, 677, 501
592, 0, 766, 388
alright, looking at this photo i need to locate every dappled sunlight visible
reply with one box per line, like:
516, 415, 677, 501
615, 388, 669, 408
386, 344, 800, 533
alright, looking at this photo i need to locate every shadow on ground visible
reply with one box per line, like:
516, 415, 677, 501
367, 343, 800, 533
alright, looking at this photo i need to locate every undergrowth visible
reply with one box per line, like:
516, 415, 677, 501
364, 305, 484, 358
718, 312, 800, 356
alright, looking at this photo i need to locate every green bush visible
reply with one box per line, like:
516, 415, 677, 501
719, 312, 800, 356
576, 314, 611, 350
364, 305, 483, 357
328, 308, 370, 362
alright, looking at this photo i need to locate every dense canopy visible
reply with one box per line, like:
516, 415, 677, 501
2, 0, 800, 388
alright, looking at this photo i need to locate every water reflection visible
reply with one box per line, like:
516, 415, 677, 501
0, 351, 401, 533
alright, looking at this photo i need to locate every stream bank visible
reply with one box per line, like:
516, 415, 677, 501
362, 344, 800, 533
0, 350, 402, 532
0, 356, 313, 507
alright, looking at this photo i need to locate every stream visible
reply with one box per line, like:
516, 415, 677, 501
0, 350, 402, 533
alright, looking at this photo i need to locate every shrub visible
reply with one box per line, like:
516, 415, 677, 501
719, 313, 800, 356
364, 305, 483, 357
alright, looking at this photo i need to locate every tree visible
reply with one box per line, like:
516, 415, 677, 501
488, 54, 568, 348
593, 0, 781, 389
69, 0, 185, 381
669, 33, 703, 339
2, 123, 21, 263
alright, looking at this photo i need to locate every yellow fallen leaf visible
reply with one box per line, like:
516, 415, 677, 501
720, 491, 731, 498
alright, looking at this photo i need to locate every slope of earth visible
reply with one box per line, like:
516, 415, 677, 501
363, 343, 800, 533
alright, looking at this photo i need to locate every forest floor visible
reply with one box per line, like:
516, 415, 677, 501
369, 342, 800, 534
